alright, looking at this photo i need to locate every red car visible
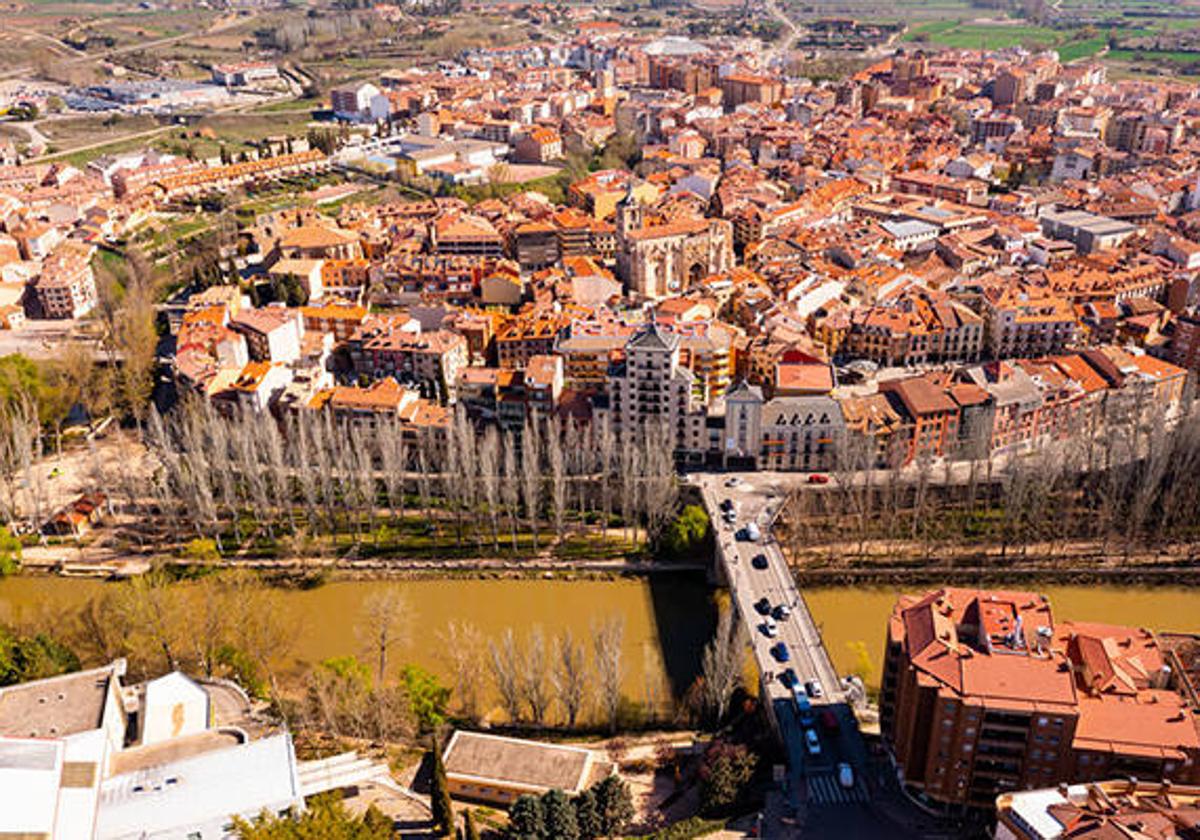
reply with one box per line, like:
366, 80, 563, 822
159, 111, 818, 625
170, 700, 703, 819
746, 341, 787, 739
808, 474, 830, 484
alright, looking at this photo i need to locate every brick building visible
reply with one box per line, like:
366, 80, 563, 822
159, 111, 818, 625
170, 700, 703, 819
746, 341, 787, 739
881, 588, 1200, 814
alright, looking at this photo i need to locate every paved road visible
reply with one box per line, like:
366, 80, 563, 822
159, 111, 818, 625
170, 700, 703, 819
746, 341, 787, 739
695, 472, 914, 837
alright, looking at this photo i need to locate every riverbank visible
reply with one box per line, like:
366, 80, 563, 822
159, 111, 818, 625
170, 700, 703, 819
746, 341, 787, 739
792, 563, 1200, 587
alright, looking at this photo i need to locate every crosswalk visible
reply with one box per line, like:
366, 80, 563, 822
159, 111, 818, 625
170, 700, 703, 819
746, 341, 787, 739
805, 773, 869, 806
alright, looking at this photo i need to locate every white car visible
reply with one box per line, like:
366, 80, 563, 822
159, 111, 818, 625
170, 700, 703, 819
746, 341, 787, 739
805, 729, 821, 756
761, 618, 778, 637
724, 476, 741, 487
838, 762, 854, 789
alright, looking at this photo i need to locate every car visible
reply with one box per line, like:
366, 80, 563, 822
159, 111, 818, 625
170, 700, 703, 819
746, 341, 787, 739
719, 498, 734, 512
806, 680, 824, 699
771, 643, 790, 662
723, 509, 737, 523
772, 603, 791, 621
805, 729, 821, 756
779, 668, 798, 688
838, 762, 854, 789
751, 553, 769, 570
808, 474, 829, 484
724, 476, 741, 487
755, 597, 772, 615
821, 709, 840, 734
745, 522, 761, 542
794, 690, 815, 725
761, 619, 777, 638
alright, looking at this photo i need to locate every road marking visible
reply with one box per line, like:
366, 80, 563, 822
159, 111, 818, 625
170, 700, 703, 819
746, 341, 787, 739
806, 774, 869, 806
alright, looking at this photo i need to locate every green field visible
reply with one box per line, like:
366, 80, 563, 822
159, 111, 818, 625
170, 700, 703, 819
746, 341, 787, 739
1107, 47, 1200, 63
905, 20, 1076, 50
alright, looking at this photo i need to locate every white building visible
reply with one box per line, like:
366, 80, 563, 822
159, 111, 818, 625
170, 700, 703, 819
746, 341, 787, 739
603, 322, 706, 453
0, 662, 305, 840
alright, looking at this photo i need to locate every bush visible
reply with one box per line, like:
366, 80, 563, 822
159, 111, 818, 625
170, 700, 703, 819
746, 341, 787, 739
659, 505, 710, 562
0, 529, 20, 577
632, 817, 726, 840
698, 741, 757, 816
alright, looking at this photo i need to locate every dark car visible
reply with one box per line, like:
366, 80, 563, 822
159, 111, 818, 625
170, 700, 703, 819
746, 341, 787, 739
720, 498, 734, 512
755, 597, 772, 615
779, 667, 798, 688
751, 553, 769, 570
771, 643, 790, 662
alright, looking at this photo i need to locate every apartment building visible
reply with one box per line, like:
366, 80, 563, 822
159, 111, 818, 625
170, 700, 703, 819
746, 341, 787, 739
33, 247, 98, 319
995, 779, 1200, 840
603, 322, 706, 453
981, 286, 1079, 359
349, 320, 469, 402
881, 588, 1200, 814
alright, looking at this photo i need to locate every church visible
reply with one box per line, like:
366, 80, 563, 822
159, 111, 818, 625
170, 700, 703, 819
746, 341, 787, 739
614, 184, 733, 300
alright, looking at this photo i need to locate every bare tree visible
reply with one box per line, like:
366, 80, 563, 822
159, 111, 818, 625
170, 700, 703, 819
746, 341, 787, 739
521, 625, 552, 725
592, 616, 625, 733
698, 603, 745, 727
440, 620, 483, 722
357, 585, 410, 683
490, 628, 524, 723
551, 628, 588, 728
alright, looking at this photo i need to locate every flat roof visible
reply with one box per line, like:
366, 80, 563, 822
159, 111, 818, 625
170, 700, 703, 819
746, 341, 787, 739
443, 730, 594, 794
0, 665, 115, 739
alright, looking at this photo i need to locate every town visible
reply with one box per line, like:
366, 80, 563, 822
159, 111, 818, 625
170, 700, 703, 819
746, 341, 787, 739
0, 0, 1199, 838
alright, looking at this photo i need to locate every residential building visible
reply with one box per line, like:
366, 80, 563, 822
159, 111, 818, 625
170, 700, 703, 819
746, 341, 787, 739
881, 588, 1200, 813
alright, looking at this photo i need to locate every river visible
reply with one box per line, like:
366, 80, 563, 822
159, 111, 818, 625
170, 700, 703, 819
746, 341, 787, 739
1, 575, 1199, 699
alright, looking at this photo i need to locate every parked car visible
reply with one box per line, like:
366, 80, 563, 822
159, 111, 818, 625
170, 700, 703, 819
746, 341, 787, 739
723, 508, 737, 523
806, 680, 824, 699
755, 596, 772, 615
745, 522, 761, 542
772, 603, 791, 620
724, 477, 741, 487
805, 729, 821, 755
779, 668, 798, 688
838, 762, 854, 789
751, 553, 769, 570
808, 474, 829, 484
821, 709, 840, 734
761, 618, 778, 638
771, 643, 790, 662
719, 498, 734, 512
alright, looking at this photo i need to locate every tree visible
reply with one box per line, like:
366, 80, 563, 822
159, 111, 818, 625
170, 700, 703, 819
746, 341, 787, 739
592, 616, 625, 733
507, 794, 544, 840
551, 628, 588, 728
521, 626, 551, 725
0, 528, 20, 577
233, 793, 392, 838
398, 664, 449, 732
490, 628, 524, 723
573, 789, 601, 840
592, 776, 633, 838
847, 640, 874, 684
430, 734, 455, 838
0, 624, 79, 686
697, 601, 744, 728
660, 505, 710, 561
357, 585, 409, 684
463, 809, 481, 840
698, 741, 756, 816
542, 789, 579, 840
